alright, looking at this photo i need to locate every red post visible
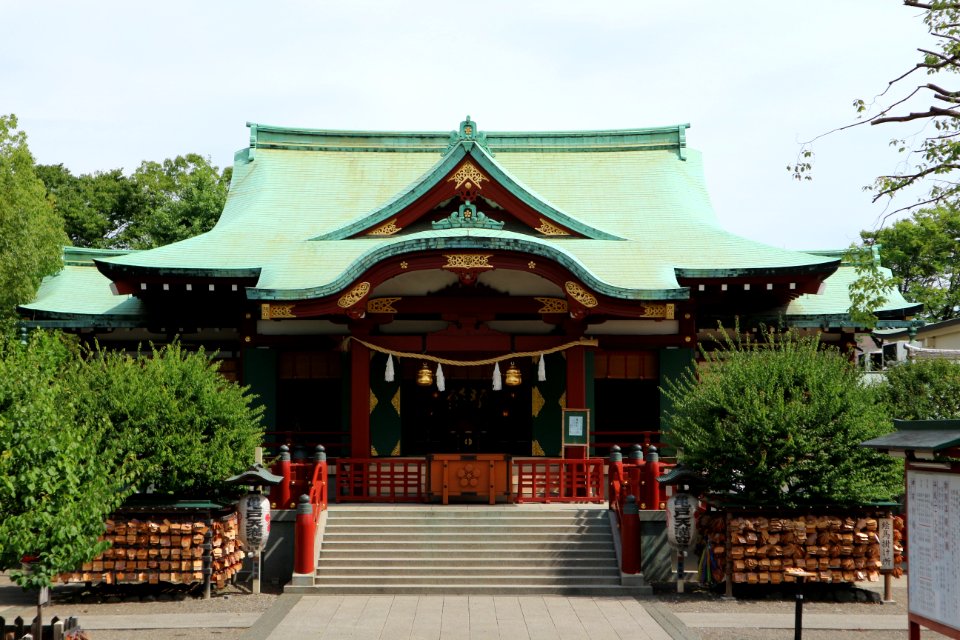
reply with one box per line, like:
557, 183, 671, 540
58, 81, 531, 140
646, 445, 662, 510
273, 444, 292, 509
621, 495, 641, 574
626, 444, 645, 509
608, 445, 623, 510
294, 494, 316, 575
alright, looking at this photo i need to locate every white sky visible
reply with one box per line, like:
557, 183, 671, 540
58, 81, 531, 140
0, 1, 933, 250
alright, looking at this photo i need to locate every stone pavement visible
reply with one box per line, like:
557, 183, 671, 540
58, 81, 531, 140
0, 577, 924, 639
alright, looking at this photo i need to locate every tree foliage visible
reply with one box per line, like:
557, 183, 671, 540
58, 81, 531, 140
0, 114, 67, 320
792, 1, 960, 216
860, 205, 960, 321
82, 343, 263, 496
663, 330, 901, 508
37, 153, 231, 250
0, 331, 136, 589
881, 358, 960, 419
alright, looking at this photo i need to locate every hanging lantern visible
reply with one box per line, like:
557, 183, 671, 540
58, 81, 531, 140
236, 491, 271, 552
416, 362, 433, 386
504, 361, 522, 386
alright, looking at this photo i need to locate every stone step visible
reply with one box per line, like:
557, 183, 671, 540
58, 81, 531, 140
326, 508, 609, 518
313, 574, 621, 586
327, 518, 611, 528
315, 555, 616, 566
287, 584, 651, 596
319, 541, 615, 552
315, 565, 619, 576
321, 532, 611, 542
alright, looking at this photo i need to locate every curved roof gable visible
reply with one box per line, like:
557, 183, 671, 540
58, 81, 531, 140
310, 117, 623, 242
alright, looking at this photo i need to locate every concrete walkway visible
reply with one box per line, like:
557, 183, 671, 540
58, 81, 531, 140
243, 595, 678, 640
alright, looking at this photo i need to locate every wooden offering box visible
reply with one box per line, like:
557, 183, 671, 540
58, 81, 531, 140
428, 454, 511, 504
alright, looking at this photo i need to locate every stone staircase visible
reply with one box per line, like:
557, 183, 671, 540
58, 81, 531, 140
288, 505, 650, 595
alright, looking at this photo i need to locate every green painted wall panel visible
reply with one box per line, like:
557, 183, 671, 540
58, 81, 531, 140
243, 348, 277, 432
658, 348, 695, 434
369, 353, 402, 456
531, 354, 566, 457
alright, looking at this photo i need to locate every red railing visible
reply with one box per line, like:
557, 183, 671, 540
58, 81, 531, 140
268, 445, 328, 518
607, 446, 676, 513
512, 458, 606, 503
335, 458, 427, 502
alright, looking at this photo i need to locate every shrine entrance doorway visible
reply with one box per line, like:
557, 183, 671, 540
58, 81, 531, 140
401, 376, 531, 456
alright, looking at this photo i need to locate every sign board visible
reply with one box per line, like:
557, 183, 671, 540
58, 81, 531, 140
906, 467, 960, 636
879, 517, 895, 572
562, 408, 590, 446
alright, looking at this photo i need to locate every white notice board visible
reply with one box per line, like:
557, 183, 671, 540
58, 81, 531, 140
907, 469, 960, 633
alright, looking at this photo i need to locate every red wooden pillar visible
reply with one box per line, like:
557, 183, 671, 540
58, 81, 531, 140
566, 346, 586, 407
350, 341, 371, 458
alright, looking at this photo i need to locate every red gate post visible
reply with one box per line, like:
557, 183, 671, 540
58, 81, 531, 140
627, 444, 645, 508
272, 444, 292, 509
608, 445, 623, 509
621, 495, 641, 574
294, 494, 316, 575
646, 446, 663, 510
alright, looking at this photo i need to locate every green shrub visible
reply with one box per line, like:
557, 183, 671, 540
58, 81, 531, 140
663, 330, 901, 508
82, 342, 264, 496
881, 358, 960, 420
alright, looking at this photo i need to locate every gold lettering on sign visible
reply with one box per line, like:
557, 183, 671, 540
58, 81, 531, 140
337, 282, 371, 308
447, 161, 487, 191
535, 297, 568, 314
442, 254, 493, 270
564, 281, 598, 308
367, 219, 401, 236
535, 218, 570, 236
261, 303, 296, 319
367, 297, 401, 314
639, 303, 676, 319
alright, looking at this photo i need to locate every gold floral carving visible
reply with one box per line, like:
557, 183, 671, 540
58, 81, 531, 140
367, 297, 401, 314
532, 387, 545, 418
369, 390, 378, 414
337, 282, 371, 308
371, 445, 379, 456
442, 254, 493, 270
391, 388, 401, 416
564, 281, 598, 308
447, 161, 487, 191
535, 297, 568, 314
390, 440, 401, 456
535, 218, 570, 236
532, 440, 546, 457
528, 261, 536, 269
367, 219, 401, 236
640, 303, 676, 319
260, 303, 296, 319
558, 391, 567, 409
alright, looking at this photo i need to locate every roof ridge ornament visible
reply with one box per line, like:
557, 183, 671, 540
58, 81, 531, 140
445, 115, 492, 155
432, 199, 504, 231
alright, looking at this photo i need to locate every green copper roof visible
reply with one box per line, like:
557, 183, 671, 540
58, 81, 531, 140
23, 119, 918, 323
21, 247, 145, 325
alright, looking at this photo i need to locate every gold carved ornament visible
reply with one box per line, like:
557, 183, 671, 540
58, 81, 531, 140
390, 441, 401, 456
367, 297, 401, 314
532, 440, 546, 457
391, 388, 401, 416
535, 218, 570, 236
369, 390, 378, 414
564, 281, 598, 308
447, 161, 487, 191
367, 219, 401, 236
640, 303, 676, 319
535, 297, 568, 314
532, 387, 546, 418
442, 254, 493, 270
260, 303, 296, 319
337, 282, 371, 308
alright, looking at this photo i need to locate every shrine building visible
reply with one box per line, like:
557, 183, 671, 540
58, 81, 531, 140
20, 117, 919, 462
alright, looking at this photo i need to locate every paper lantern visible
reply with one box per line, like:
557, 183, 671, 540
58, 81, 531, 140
666, 493, 697, 549
237, 492, 271, 551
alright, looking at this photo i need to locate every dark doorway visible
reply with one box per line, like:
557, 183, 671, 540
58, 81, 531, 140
402, 378, 531, 455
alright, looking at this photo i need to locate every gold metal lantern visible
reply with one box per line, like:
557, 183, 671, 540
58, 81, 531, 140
504, 361, 522, 387
416, 362, 434, 386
